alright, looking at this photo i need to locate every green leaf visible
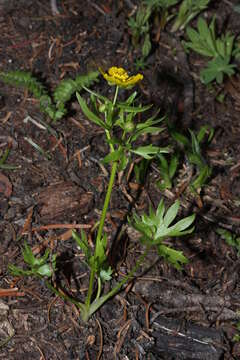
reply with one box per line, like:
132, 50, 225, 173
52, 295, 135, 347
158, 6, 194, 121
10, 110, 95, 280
156, 199, 165, 223
8, 264, 32, 277
76, 92, 108, 129
94, 233, 108, 272
168, 214, 196, 233
131, 126, 164, 142
158, 153, 168, 171
131, 145, 169, 159
170, 130, 190, 147
72, 229, 90, 258
198, 17, 217, 56
100, 267, 113, 282
191, 165, 211, 190
163, 200, 180, 227
197, 125, 214, 143
102, 149, 124, 164
169, 154, 179, 178
216, 228, 235, 246
75, 71, 99, 89
125, 91, 138, 105
22, 241, 37, 266
158, 244, 188, 270
200, 56, 236, 84
142, 33, 151, 58
53, 79, 77, 104
36, 264, 53, 277
10, 241, 56, 278
117, 103, 152, 113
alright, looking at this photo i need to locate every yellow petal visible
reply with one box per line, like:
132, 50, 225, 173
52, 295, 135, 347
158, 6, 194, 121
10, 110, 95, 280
100, 66, 143, 87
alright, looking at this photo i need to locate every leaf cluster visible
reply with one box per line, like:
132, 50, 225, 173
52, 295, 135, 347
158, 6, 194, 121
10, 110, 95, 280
130, 199, 195, 269
77, 90, 169, 171
72, 230, 112, 282
128, 5, 152, 63
127, 0, 211, 69
156, 153, 179, 190
171, 0, 210, 32
170, 125, 213, 191
0, 70, 99, 121
143, 0, 179, 30
184, 17, 237, 84
9, 241, 56, 278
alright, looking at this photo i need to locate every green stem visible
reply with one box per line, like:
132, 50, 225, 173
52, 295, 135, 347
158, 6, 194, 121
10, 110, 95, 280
96, 277, 102, 300
106, 245, 150, 298
113, 85, 119, 106
85, 245, 151, 320
85, 267, 95, 308
85, 85, 120, 309
96, 160, 119, 246
85, 160, 118, 308
44, 280, 85, 311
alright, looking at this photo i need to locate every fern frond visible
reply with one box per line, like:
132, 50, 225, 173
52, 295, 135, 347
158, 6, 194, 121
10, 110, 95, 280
53, 70, 99, 105
0, 69, 99, 122
75, 70, 99, 88
0, 70, 47, 99
53, 79, 77, 105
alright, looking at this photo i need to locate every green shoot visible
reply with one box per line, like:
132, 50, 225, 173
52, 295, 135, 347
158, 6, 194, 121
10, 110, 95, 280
156, 153, 179, 190
171, 0, 211, 32
184, 17, 236, 84
216, 228, 240, 256
170, 125, 213, 191
9, 241, 56, 278
143, 0, 179, 30
127, 5, 152, 61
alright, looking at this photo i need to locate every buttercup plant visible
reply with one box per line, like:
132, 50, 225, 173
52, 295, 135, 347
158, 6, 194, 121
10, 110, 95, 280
10, 66, 195, 322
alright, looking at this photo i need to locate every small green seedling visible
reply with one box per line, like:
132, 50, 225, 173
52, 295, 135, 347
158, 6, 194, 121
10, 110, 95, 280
184, 17, 236, 84
170, 125, 213, 192
156, 153, 179, 190
128, 5, 152, 58
0, 145, 18, 170
171, 0, 210, 32
143, 0, 179, 31
9, 241, 56, 278
133, 158, 149, 185
216, 228, 240, 256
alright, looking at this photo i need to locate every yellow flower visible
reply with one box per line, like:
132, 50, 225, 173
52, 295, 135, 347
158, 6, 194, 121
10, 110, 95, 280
99, 66, 143, 88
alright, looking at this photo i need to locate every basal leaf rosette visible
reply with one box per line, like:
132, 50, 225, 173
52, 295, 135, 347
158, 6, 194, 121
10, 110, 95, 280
100, 66, 143, 88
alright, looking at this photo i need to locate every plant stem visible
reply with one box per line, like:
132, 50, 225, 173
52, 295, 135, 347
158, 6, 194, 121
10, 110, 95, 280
85, 266, 95, 308
85, 160, 118, 308
85, 86, 120, 309
96, 159, 118, 245
44, 280, 85, 311
113, 85, 119, 106
85, 245, 151, 320
105, 245, 150, 298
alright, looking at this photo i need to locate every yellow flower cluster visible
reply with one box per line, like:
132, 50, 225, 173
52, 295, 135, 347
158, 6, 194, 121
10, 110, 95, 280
100, 66, 143, 88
